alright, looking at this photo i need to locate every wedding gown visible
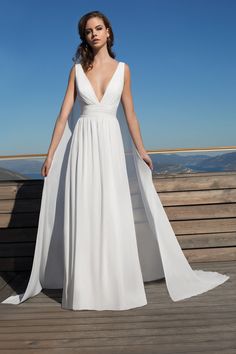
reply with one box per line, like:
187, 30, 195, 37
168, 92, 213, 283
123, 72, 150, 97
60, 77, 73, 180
1, 61, 229, 310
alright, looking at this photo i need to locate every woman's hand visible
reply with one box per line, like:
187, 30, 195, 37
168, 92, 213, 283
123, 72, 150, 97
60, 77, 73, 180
140, 151, 153, 171
41, 156, 53, 177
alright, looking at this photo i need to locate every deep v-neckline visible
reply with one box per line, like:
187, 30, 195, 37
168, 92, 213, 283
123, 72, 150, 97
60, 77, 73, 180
79, 61, 121, 104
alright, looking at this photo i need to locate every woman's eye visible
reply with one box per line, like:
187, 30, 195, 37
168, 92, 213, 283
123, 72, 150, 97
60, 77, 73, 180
85, 26, 102, 35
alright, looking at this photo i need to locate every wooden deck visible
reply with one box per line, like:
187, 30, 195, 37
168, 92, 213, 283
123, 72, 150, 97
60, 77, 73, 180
0, 260, 235, 353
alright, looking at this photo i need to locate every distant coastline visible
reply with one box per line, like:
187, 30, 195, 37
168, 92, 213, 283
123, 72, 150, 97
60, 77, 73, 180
0, 151, 236, 180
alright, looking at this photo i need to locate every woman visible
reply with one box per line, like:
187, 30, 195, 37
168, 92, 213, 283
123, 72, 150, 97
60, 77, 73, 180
2, 11, 229, 311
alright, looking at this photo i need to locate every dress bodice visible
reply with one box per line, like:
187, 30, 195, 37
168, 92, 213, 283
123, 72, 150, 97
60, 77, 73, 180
75, 61, 125, 117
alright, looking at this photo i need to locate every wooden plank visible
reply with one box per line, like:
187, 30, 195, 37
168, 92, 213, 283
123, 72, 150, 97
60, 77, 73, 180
0, 228, 37, 243
1, 346, 236, 354
1, 347, 236, 354
0, 346, 236, 354
0, 180, 42, 186
1, 308, 236, 324
0, 232, 236, 258
0, 330, 235, 350
178, 232, 236, 249
158, 189, 236, 206
0, 323, 235, 342
153, 171, 236, 192
0, 182, 43, 200
0, 315, 236, 330
0, 271, 29, 302
0, 312, 235, 327
0, 304, 235, 320
0, 243, 35, 257
0, 271, 18, 291
0, 213, 39, 228
172, 218, 236, 235
2, 202, 236, 222
0, 257, 33, 271
165, 203, 236, 220
4, 296, 235, 309
183, 247, 236, 262
1, 234, 235, 258
0, 199, 41, 213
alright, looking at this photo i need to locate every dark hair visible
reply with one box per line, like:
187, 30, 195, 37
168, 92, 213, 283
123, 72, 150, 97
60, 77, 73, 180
72, 11, 116, 72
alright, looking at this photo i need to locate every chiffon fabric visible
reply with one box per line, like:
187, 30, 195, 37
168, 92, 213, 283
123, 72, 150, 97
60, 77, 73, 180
1, 61, 229, 310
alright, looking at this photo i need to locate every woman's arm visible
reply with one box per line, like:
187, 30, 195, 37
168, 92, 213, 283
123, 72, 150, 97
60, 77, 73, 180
41, 65, 77, 177
121, 63, 153, 170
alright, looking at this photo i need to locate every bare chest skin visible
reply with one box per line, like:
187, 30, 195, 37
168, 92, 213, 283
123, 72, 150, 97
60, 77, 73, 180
84, 60, 120, 102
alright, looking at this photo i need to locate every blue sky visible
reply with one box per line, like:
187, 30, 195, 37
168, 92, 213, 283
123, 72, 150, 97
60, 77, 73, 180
0, 0, 235, 155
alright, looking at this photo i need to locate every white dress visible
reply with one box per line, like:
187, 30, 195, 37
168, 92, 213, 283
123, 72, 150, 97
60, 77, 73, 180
1, 61, 229, 310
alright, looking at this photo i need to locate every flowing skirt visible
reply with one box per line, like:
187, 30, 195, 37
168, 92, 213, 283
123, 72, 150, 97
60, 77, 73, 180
62, 113, 147, 310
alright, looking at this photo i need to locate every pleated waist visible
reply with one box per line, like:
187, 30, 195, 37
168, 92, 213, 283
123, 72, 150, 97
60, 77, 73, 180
79, 104, 117, 119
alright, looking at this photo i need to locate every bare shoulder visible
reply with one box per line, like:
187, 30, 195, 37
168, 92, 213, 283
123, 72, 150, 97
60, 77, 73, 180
66, 64, 76, 85
124, 62, 130, 73
123, 62, 131, 82
69, 64, 76, 77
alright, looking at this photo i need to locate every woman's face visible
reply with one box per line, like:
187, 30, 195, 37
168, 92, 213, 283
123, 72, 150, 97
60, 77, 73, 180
84, 17, 109, 49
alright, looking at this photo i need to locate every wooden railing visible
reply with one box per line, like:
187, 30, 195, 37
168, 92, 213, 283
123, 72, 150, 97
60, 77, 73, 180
0, 145, 236, 271
0, 171, 236, 271
1, 145, 236, 159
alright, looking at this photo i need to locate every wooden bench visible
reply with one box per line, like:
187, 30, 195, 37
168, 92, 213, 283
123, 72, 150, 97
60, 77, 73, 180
0, 171, 236, 271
